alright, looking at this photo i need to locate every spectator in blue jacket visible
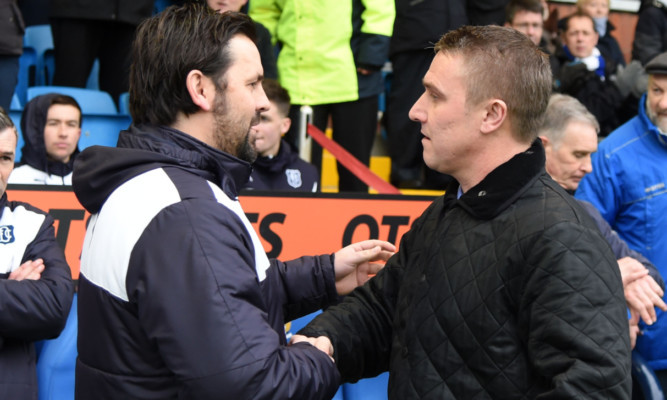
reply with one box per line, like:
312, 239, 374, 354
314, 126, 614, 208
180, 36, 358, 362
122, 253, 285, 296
576, 50, 667, 390
245, 79, 319, 192
0, 107, 74, 399
538, 93, 667, 348
71, 5, 395, 399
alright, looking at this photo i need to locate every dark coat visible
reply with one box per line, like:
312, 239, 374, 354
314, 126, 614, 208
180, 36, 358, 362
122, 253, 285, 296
0, 0, 24, 56
72, 124, 341, 399
633, 1, 667, 65
301, 140, 632, 399
49, 0, 154, 25
0, 194, 75, 400
553, 46, 625, 136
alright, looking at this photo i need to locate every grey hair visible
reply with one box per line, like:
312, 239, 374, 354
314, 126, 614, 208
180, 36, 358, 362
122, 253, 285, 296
538, 94, 599, 147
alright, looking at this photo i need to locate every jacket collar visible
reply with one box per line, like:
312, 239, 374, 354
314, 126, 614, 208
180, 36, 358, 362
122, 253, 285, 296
117, 124, 252, 198
252, 140, 298, 174
446, 139, 546, 220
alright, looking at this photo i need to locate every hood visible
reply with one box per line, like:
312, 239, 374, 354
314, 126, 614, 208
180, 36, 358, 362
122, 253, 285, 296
19, 93, 80, 177
73, 124, 252, 214
252, 140, 299, 174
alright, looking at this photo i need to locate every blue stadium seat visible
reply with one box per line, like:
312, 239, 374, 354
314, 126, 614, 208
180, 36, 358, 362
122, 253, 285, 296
79, 114, 131, 149
343, 372, 389, 400
8, 105, 23, 162
27, 86, 118, 115
85, 59, 100, 90
632, 350, 665, 400
36, 293, 77, 400
15, 48, 37, 105
10, 93, 21, 111
23, 25, 54, 86
118, 92, 130, 115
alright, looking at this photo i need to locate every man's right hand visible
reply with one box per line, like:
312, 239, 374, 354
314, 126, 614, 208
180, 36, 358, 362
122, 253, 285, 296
8, 259, 44, 281
290, 334, 334, 362
618, 257, 667, 325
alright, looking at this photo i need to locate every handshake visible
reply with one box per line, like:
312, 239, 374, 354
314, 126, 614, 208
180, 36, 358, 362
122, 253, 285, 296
290, 335, 335, 362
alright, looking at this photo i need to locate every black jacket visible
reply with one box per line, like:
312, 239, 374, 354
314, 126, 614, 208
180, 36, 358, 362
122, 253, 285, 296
72, 124, 341, 399
633, 0, 667, 65
553, 46, 625, 136
301, 140, 631, 398
49, 0, 153, 25
0, 0, 23, 56
389, 0, 467, 56
0, 194, 74, 399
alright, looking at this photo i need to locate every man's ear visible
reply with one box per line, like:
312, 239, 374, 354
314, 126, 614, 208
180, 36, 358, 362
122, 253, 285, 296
480, 99, 507, 134
280, 117, 292, 136
538, 135, 549, 147
185, 69, 216, 112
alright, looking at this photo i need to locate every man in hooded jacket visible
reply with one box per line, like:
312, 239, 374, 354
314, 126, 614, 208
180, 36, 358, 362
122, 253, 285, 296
9, 94, 81, 185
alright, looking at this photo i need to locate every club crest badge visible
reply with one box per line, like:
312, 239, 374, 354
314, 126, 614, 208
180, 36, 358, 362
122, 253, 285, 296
285, 169, 302, 189
0, 225, 15, 244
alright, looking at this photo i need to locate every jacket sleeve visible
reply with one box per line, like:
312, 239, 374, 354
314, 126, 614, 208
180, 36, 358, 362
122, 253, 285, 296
248, 0, 281, 45
632, 6, 667, 65
0, 214, 74, 341
522, 221, 632, 398
356, 0, 395, 69
579, 200, 665, 290
298, 210, 427, 382
298, 255, 402, 382
271, 255, 339, 322
126, 199, 340, 400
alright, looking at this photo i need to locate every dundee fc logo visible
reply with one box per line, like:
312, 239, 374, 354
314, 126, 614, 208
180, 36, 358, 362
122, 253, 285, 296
0, 226, 15, 244
285, 169, 303, 189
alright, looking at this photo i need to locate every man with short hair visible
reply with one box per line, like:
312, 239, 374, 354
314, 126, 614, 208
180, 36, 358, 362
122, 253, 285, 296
0, 107, 74, 399
576, 51, 667, 390
72, 5, 394, 399
245, 79, 319, 192
295, 25, 631, 398
554, 11, 624, 135
504, 0, 544, 46
9, 94, 81, 185
539, 94, 666, 348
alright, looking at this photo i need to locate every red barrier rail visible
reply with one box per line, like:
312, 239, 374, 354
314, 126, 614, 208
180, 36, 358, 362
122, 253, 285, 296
306, 124, 401, 195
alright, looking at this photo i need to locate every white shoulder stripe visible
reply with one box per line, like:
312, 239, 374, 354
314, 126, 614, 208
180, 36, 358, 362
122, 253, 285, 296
207, 182, 270, 282
80, 169, 181, 301
0, 205, 46, 273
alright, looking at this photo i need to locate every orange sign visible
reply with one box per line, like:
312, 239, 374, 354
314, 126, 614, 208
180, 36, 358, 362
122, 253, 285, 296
7, 185, 436, 279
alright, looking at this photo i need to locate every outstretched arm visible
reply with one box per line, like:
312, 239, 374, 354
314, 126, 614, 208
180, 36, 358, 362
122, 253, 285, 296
333, 239, 395, 295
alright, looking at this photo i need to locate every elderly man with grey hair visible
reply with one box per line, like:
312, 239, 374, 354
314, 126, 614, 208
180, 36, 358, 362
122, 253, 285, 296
539, 94, 666, 349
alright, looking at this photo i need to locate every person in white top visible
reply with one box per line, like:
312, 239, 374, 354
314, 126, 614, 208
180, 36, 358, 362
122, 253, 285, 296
9, 94, 81, 185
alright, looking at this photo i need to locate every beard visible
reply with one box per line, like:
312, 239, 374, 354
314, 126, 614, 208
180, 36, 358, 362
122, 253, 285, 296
647, 102, 667, 134
212, 87, 259, 163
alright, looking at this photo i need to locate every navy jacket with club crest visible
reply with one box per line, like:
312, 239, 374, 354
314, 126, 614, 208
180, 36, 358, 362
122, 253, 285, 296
0, 193, 74, 399
72, 124, 341, 399
245, 140, 319, 192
